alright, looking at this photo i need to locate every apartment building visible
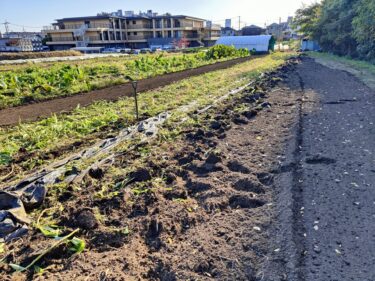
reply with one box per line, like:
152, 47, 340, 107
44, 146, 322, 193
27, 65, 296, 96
43, 10, 221, 50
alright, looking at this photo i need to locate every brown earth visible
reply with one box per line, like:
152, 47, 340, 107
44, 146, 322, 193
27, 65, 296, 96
0, 50, 82, 61
0, 58, 303, 280
0, 56, 254, 126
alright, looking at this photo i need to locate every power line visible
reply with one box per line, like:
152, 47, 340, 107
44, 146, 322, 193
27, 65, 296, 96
8, 22, 44, 29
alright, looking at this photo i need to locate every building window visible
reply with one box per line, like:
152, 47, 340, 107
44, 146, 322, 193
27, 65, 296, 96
126, 20, 129, 25
132, 20, 136, 24
127, 32, 131, 36
134, 32, 138, 35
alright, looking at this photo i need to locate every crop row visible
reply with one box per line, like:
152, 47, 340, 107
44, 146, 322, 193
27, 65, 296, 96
0, 52, 294, 174
0, 45, 249, 109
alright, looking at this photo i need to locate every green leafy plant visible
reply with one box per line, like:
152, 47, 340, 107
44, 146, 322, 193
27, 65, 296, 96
68, 237, 85, 254
0, 152, 12, 165
0, 47, 250, 109
8, 229, 83, 273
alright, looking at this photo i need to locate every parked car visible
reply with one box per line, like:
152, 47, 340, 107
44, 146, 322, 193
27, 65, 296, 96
102, 48, 118, 53
119, 48, 132, 54
131, 49, 141, 55
140, 48, 152, 54
151, 47, 162, 53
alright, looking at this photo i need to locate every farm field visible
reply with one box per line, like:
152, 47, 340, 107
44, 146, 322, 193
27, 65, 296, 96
0, 56, 253, 126
0, 52, 292, 181
3, 49, 373, 280
2, 0, 375, 278
0, 50, 298, 279
0, 46, 248, 109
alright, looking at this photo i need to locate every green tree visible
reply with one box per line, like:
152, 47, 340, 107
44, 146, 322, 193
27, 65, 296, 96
293, 3, 322, 39
352, 0, 375, 60
294, 0, 374, 61
316, 0, 358, 57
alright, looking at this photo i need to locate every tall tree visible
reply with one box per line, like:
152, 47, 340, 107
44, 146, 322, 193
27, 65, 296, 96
294, 0, 375, 61
316, 0, 359, 57
352, 0, 375, 60
293, 3, 322, 39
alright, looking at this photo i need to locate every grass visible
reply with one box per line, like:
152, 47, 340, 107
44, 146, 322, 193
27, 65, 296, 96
0, 47, 248, 108
308, 51, 375, 89
0, 52, 295, 172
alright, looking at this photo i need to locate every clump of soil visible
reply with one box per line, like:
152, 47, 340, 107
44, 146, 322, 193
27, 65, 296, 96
74, 209, 98, 230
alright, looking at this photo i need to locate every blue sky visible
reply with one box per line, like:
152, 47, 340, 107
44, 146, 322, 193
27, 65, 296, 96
0, 0, 317, 33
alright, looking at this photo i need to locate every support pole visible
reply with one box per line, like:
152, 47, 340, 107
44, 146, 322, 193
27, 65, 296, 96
131, 81, 139, 120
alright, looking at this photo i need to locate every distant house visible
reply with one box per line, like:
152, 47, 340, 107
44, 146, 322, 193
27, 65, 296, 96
266, 17, 299, 41
241, 25, 265, 36
221, 27, 237, 37
216, 35, 275, 52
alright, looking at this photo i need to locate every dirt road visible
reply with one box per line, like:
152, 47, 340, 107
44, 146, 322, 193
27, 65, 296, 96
267, 56, 375, 280
0, 56, 252, 126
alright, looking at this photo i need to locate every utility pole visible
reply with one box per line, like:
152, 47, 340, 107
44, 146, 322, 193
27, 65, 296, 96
238, 16, 241, 32
2, 20, 10, 35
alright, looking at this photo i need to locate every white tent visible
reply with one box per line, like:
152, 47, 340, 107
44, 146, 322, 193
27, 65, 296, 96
216, 35, 273, 52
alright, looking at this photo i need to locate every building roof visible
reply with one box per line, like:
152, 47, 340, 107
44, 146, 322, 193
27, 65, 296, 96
153, 15, 205, 21
216, 35, 273, 51
221, 27, 236, 31
243, 25, 263, 29
56, 15, 125, 22
55, 14, 205, 22
217, 35, 272, 44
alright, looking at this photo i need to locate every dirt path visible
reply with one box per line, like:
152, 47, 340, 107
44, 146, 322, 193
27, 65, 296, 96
0, 56, 253, 126
266, 57, 375, 280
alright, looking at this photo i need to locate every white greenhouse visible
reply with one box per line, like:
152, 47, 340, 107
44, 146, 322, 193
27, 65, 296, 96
215, 35, 275, 52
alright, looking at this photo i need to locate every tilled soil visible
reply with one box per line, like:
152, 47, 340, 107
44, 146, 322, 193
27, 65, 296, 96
0, 56, 254, 126
0, 58, 303, 280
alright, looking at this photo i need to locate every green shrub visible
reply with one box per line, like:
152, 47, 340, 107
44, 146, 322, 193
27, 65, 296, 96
205, 45, 250, 60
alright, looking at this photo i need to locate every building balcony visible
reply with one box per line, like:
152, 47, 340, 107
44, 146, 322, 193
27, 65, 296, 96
127, 23, 153, 29
49, 37, 75, 42
127, 35, 152, 41
43, 23, 115, 32
205, 24, 221, 30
